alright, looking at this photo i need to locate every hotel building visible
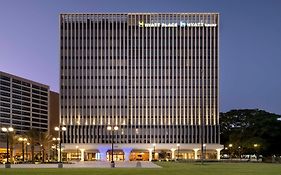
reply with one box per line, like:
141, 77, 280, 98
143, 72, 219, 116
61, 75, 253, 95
0, 71, 49, 140
60, 13, 223, 161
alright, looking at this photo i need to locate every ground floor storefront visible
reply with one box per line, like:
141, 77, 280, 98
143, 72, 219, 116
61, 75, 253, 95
60, 143, 223, 162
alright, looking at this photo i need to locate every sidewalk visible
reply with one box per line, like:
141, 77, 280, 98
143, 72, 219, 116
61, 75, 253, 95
0, 161, 161, 168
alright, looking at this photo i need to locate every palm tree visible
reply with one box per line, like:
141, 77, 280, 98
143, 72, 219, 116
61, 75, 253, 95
25, 128, 39, 163
8, 131, 19, 163
39, 131, 53, 163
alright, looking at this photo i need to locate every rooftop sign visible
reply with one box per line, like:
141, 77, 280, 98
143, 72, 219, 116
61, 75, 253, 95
139, 21, 217, 27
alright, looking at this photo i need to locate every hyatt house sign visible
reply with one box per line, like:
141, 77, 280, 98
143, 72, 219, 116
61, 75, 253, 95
139, 21, 217, 27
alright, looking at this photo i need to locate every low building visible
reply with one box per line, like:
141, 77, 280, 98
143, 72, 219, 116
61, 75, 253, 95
0, 71, 49, 135
0, 71, 59, 161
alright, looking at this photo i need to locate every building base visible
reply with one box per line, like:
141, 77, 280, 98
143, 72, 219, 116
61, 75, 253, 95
61, 143, 223, 162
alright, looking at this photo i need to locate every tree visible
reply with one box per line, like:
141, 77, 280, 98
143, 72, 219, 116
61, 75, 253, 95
25, 128, 39, 163
8, 131, 19, 163
38, 131, 53, 163
220, 109, 281, 156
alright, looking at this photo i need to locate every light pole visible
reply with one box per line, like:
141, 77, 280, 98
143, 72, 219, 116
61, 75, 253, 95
1, 126, 14, 168
18, 137, 27, 162
177, 144, 180, 160
229, 144, 233, 160
254, 144, 259, 161
54, 126, 66, 168
40, 144, 43, 162
51, 145, 56, 161
238, 146, 241, 160
153, 143, 156, 161
26, 142, 30, 162
52, 137, 60, 162
107, 125, 118, 168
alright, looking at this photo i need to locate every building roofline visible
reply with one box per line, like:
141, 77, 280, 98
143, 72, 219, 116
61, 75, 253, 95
0, 71, 49, 89
60, 12, 219, 15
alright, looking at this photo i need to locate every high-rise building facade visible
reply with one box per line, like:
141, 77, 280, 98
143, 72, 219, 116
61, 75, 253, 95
60, 13, 222, 161
0, 71, 49, 138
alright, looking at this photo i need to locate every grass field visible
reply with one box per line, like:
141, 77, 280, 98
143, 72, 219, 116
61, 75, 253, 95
0, 162, 280, 175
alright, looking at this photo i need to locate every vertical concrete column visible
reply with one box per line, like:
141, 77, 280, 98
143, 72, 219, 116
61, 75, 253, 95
98, 148, 108, 161
216, 149, 222, 160
148, 148, 153, 161
80, 149, 85, 161
171, 148, 176, 160
184, 153, 188, 159
193, 148, 199, 160
123, 148, 133, 161
57, 149, 61, 162
67, 152, 71, 161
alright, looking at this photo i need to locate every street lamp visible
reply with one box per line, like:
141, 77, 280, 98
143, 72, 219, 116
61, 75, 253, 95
177, 144, 180, 160
18, 137, 27, 162
229, 144, 233, 160
52, 137, 60, 162
54, 126, 66, 168
26, 142, 30, 162
107, 125, 118, 168
238, 146, 241, 160
39, 144, 43, 162
1, 126, 14, 168
153, 143, 156, 161
254, 144, 259, 161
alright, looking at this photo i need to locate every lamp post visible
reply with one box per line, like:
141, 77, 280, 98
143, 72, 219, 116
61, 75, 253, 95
54, 126, 66, 168
152, 143, 156, 161
1, 126, 14, 168
254, 144, 259, 161
177, 144, 180, 160
18, 137, 27, 162
238, 146, 241, 160
40, 144, 43, 162
107, 125, 118, 168
26, 142, 30, 162
51, 145, 56, 161
52, 137, 60, 162
229, 144, 233, 160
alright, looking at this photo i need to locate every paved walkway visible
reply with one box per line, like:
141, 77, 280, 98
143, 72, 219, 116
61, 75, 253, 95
0, 161, 161, 168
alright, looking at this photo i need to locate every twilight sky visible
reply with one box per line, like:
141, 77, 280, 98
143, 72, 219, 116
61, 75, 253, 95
0, 0, 280, 114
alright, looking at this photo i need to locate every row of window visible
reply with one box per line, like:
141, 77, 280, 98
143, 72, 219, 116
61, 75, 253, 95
62, 125, 219, 144
60, 95, 217, 99
60, 30, 218, 38
61, 45, 218, 49
11, 120, 48, 128
61, 77, 217, 81
1, 112, 48, 120
60, 105, 216, 109
0, 80, 48, 92
61, 86, 217, 89
0, 91, 48, 101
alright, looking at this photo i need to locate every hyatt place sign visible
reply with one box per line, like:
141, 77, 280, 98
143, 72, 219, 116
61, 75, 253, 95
139, 21, 217, 27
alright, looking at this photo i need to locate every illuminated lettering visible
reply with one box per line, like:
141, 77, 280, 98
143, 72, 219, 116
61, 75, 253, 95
138, 21, 217, 27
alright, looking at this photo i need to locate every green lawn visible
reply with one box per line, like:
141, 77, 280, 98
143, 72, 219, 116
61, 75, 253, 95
0, 162, 281, 175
